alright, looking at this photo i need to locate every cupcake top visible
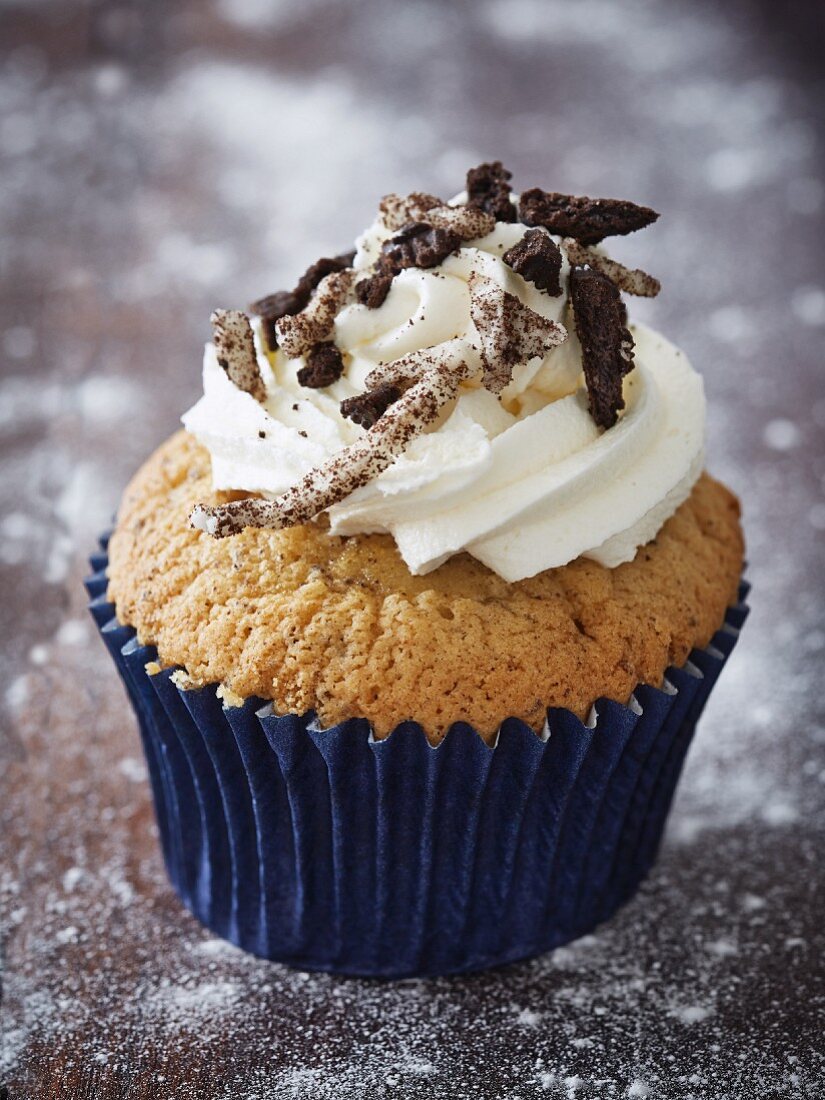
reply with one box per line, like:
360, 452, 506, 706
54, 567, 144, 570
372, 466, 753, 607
184, 163, 705, 583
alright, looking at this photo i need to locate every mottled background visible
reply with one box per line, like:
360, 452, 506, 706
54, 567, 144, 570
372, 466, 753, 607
1, 1, 824, 1097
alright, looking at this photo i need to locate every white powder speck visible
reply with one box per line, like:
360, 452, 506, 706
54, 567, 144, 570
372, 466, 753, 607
55, 619, 89, 648
706, 937, 738, 957
762, 418, 802, 451
627, 1081, 652, 1098
517, 1007, 542, 1027
191, 937, 244, 958
6, 675, 29, 711
155, 980, 242, 1016
29, 644, 49, 665
705, 147, 762, 191
55, 925, 80, 945
670, 1004, 714, 1024
62, 867, 84, 893
791, 285, 825, 327
707, 305, 753, 344
759, 799, 799, 827
118, 757, 148, 783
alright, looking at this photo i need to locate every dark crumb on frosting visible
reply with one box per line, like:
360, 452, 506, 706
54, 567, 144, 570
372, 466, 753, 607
356, 272, 394, 309
518, 189, 659, 246
380, 222, 461, 273
569, 266, 635, 429
466, 161, 517, 222
340, 381, 403, 428
502, 228, 563, 295
250, 250, 355, 350
297, 342, 345, 388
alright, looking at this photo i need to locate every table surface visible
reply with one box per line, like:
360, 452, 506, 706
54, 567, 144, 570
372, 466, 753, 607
1, 1, 824, 1097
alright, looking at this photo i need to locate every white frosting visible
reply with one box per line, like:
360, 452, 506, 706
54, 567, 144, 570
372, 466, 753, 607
183, 213, 705, 582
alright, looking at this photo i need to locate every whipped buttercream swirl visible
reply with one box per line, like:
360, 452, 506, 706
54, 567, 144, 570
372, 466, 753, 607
183, 195, 704, 582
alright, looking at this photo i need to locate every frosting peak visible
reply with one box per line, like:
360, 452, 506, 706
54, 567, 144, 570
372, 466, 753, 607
185, 166, 704, 582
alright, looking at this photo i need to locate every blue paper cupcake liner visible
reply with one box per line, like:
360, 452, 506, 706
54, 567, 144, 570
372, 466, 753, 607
86, 533, 748, 978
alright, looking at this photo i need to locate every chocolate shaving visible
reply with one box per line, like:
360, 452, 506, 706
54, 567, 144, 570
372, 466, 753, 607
380, 192, 495, 241
355, 272, 394, 309
466, 161, 517, 223
380, 222, 461, 274
210, 309, 266, 402
518, 189, 659, 246
250, 250, 355, 350
562, 239, 660, 297
569, 266, 635, 429
275, 269, 355, 359
469, 275, 567, 393
340, 381, 402, 428
190, 361, 471, 536
297, 342, 345, 388
502, 228, 563, 296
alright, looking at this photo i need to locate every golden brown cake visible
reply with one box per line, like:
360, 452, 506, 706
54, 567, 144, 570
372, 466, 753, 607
108, 430, 743, 742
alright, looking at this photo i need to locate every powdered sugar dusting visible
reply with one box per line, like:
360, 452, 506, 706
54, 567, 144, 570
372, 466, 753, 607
2, 0, 824, 1095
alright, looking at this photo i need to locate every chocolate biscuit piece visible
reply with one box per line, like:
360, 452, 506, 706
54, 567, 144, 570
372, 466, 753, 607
297, 342, 345, 389
466, 161, 517, 222
562, 239, 660, 297
519, 189, 658, 246
355, 272, 394, 309
569, 266, 635, 429
380, 222, 461, 274
250, 250, 355, 350
340, 381, 403, 428
503, 228, 563, 295
275, 269, 356, 359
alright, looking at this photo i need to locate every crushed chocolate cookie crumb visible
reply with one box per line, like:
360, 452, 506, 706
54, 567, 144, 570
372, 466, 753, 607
258, 430, 266, 439
340, 381, 402, 428
569, 266, 635, 429
562, 239, 660, 297
276, 269, 355, 359
469, 275, 567, 393
381, 222, 461, 273
295, 251, 355, 304
518, 189, 659, 245
381, 192, 495, 241
503, 228, 563, 295
297, 342, 345, 388
379, 192, 441, 231
250, 250, 355, 350
355, 272, 394, 309
191, 361, 472, 536
466, 161, 517, 222
249, 290, 303, 352
210, 309, 266, 402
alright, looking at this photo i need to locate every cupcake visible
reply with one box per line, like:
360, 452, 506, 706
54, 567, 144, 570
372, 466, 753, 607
89, 163, 746, 977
